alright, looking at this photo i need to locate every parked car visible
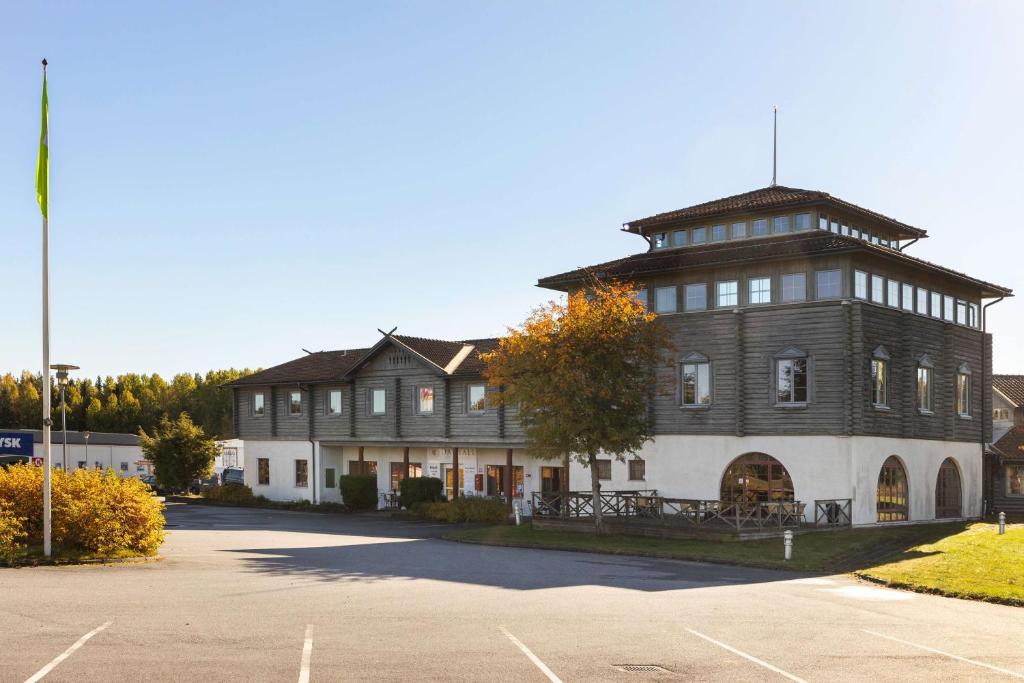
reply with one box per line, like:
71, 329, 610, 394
221, 467, 245, 487
140, 474, 168, 495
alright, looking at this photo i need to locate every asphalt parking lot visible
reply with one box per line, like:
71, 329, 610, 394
1, 502, 1022, 682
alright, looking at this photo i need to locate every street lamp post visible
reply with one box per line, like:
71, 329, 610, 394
50, 363, 79, 472
83, 431, 91, 471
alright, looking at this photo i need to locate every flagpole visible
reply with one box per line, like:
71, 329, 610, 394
40, 58, 52, 558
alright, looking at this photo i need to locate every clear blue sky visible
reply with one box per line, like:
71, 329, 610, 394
3, 1, 1023, 378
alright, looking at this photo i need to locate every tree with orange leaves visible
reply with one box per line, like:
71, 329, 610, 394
482, 278, 672, 531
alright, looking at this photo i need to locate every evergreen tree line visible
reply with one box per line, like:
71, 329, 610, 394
0, 369, 254, 438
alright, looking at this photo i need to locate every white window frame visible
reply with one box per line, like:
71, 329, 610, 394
794, 213, 811, 232
943, 295, 954, 322
716, 280, 738, 308
871, 346, 890, 408
653, 232, 668, 249
815, 270, 841, 299
930, 291, 942, 319
417, 386, 435, 414
916, 287, 929, 316
467, 384, 487, 414
370, 388, 387, 415
887, 280, 900, 308
751, 218, 769, 236
748, 276, 771, 305
680, 354, 712, 407
288, 390, 302, 416
871, 275, 885, 304
711, 224, 727, 241
684, 283, 707, 311
671, 229, 688, 247
691, 226, 707, 244
956, 365, 972, 418
854, 270, 868, 300
781, 273, 806, 303
772, 215, 791, 234
917, 357, 933, 413
326, 389, 343, 417
252, 391, 266, 417
775, 350, 809, 406
901, 283, 914, 312
654, 286, 677, 313
731, 221, 747, 239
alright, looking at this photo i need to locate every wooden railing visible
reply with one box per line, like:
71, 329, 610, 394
531, 491, 805, 530
813, 498, 853, 527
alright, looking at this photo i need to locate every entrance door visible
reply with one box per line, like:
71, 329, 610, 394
443, 466, 464, 500
540, 466, 565, 493
935, 459, 962, 518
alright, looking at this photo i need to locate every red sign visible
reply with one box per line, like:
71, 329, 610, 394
32, 457, 43, 466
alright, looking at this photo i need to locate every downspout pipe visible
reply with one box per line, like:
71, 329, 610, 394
980, 297, 1004, 516
301, 383, 317, 505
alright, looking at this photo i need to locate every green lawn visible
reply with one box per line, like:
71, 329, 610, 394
445, 521, 972, 574
448, 522, 1024, 605
857, 523, 1024, 606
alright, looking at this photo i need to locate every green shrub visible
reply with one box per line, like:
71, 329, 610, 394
203, 484, 255, 505
412, 497, 508, 524
339, 475, 378, 511
399, 476, 443, 509
0, 464, 165, 558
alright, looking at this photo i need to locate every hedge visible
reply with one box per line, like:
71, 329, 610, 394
339, 475, 378, 511
0, 464, 165, 559
203, 483, 256, 504
399, 476, 443, 509
412, 497, 508, 524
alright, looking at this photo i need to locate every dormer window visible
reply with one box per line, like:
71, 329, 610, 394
751, 219, 769, 236
653, 232, 668, 249
672, 229, 688, 247
731, 222, 747, 238
711, 224, 727, 241
692, 226, 707, 244
772, 216, 790, 234
795, 213, 811, 231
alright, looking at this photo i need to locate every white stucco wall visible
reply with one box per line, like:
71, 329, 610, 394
244, 440, 314, 502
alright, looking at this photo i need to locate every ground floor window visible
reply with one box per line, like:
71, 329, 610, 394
596, 458, 612, 480
324, 467, 336, 490
295, 459, 308, 487
720, 453, 794, 504
540, 466, 565, 493
877, 456, 908, 522
258, 458, 270, 485
935, 458, 962, 518
628, 458, 646, 481
390, 461, 423, 491
486, 465, 524, 497
348, 460, 378, 476
1008, 464, 1024, 496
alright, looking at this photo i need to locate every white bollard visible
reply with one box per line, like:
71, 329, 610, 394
514, 501, 522, 526
784, 529, 793, 561
998, 511, 1006, 535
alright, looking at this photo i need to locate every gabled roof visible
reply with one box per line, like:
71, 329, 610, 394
226, 349, 369, 387
994, 375, 1024, 407
624, 185, 927, 239
537, 230, 1012, 297
993, 426, 1024, 462
342, 333, 478, 378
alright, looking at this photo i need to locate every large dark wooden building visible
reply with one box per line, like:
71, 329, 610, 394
230, 185, 1011, 524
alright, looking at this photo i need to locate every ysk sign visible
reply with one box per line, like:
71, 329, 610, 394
0, 431, 34, 457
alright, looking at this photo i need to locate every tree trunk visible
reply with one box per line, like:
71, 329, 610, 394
560, 452, 570, 519
588, 451, 603, 533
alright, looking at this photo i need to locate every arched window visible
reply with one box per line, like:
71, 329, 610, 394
877, 456, 909, 522
720, 453, 794, 504
935, 458, 962, 519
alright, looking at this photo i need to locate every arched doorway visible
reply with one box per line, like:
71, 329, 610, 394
877, 456, 909, 522
935, 458, 962, 518
720, 453, 795, 504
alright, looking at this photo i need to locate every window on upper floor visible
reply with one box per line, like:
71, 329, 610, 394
685, 283, 707, 311
252, 392, 265, 417
841, 223, 850, 236
417, 386, 434, 414
795, 213, 812, 232
751, 218, 769, 236
888, 280, 900, 308
731, 221, 747, 239
956, 366, 971, 417
468, 384, 487, 413
772, 216, 791, 234
943, 295, 954, 322
634, 288, 647, 310
851, 227, 861, 239
370, 388, 386, 415
830, 219, 840, 234
871, 275, 885, 304
931, 291, 942, 319
653, 232, 668, 249
916, 287, 929, 316
655, 286, 677, 313
749, 277, 771, 305
854, 271, 868, 300
680, 354, 711, 407
917, 358, 933, 413
781, 273, 806, 303
692, 226, 707, 244
289, 390, 302, 416
327, 389, 343, 416
956, 300, 968, 326
871, 347, 890, 408
901, 283, 914, 312
776, 353, 808, 405
816, 270, 842, 299
818, 214, 829, 231
969, 303, 979, 328
716, 281, 738, 308
672, 229, 688, 247
711, 224, 727, 241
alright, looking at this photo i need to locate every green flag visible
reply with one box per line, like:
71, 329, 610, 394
36, 69, 48, 219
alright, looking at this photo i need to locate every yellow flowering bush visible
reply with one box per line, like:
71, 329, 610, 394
0, 464, 164, 558
0, 500, 27, 561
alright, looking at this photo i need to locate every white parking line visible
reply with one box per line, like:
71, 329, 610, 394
298, 624, 314, 683
24, 620, 113, 683
863, 630, 1024, 679
499, 626, 563, 683
686, 628, 808, 683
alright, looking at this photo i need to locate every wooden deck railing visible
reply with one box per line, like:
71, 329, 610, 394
530, 491, 807, 530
